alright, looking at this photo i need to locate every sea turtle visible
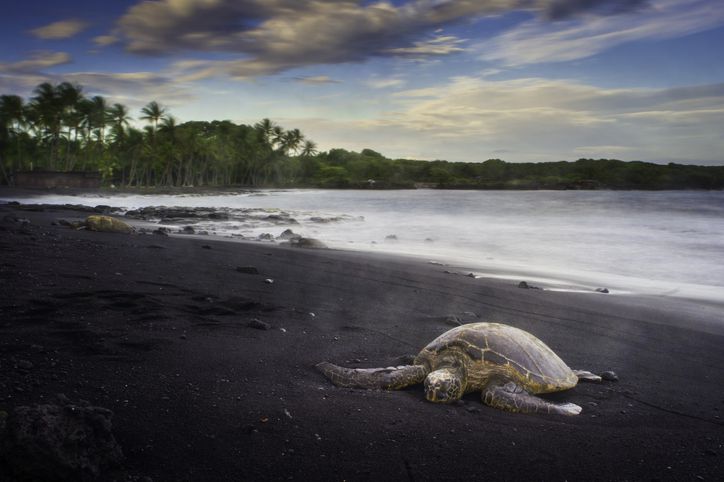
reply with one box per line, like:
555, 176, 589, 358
61, 215, 133, 234
317, 322, 601, 415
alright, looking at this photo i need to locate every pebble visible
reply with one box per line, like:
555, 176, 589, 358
445, 315, 462, 326
264, 278, 274, 284
248, 319, 271, 330
601, 371, 619, 381
595, 287, 610, 294
17, 360, 34, 370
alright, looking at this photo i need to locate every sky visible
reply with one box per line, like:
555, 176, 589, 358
1, 0, 723, 164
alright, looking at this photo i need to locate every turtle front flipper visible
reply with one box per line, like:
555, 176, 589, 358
482, 382, 582, 416
316, 362, 427, 390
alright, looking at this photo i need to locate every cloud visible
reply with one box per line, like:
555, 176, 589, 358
384, 34, 466, 57
30, 19, 89, 39
59, 72, 194, 107
0, 60, 192, 113
292, 76, 341, 85
367, 77, 406, 89
113, 0, 656, 79
292, 76, 724, 163
480, 0, 724, 65
93, 35, 120, 47
0, 51, 72, 73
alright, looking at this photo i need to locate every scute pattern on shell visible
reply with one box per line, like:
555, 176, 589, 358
415, 322, 577, 393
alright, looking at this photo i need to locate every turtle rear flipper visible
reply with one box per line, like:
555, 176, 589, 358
572, 369, 602, 382
482, 382, 582, 416
316, 362, 427, 390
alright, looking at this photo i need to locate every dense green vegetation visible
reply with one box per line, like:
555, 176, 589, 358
0, 82, 317, 187
2, 82, 723, 190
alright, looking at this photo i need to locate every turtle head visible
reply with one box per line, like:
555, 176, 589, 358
424, 368, 463, 403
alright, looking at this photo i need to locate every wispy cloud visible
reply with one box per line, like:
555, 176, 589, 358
0, 51, 72, 73
292, 76, 341, 85
93, 35, 119, 47
384, 34, 466, 57
111, 0, 655, 80
0, 52, 192, 112
480, 0, 724, 65
367, 77, 406, 89
30, 19, 89, 39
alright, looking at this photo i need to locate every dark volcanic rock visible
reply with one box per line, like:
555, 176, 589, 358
309, 216, 343, 223
596, 287, 610, 294
180, 226, 195, 234
265, 213, 299, 224
277, 229, 300, 240
290, 237, 327, 249
0, 396, 123, 481
518, 281, 540, 290
125, 206, 230, 222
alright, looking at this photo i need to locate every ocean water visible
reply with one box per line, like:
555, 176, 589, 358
5, 189, 724, 303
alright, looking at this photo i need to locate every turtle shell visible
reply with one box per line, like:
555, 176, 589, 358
414, 322, 577, 393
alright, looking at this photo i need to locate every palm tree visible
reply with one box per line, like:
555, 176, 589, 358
108, 103, 131, 143
76, 96, 110, 169
107, 103, 131, 182
301, 140, 318, 157
89, 96, 109, 144
159, 116, 178, 185
57, 82, 84, 169
140, 101, 166, 135
255, 118, 276, 144
271, 125, 285, 150
281, 128, 304, 155
0, 94, 26, 171
29, 82, 63, 169
124, 127, 145, 186
140, 101, 167, 185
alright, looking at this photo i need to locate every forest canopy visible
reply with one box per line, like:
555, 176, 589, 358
2, 82, 723, 190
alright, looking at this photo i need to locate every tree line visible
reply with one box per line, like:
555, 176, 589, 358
297, 150, 724, 190
0, 82, 317, 187
2, 82, 723, 190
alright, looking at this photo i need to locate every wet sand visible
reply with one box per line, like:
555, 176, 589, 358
1, 202, 723, 481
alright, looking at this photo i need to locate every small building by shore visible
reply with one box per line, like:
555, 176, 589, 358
13, 171, 101, 189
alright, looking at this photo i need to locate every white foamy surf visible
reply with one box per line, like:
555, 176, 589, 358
4, 189, 724, 304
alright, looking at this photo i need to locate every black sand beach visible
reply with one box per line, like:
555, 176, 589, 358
1, 201, 723, 481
